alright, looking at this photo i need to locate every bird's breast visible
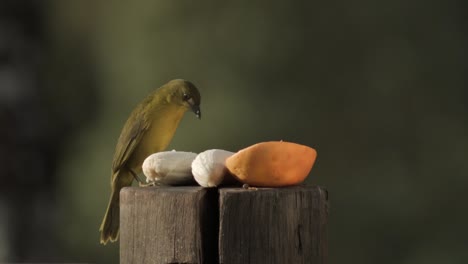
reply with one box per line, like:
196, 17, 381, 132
127, 105, 186, 171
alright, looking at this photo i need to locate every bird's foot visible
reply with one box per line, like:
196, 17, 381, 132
139, 181, 157, 187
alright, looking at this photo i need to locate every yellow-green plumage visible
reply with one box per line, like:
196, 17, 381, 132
99, 79, 201, 244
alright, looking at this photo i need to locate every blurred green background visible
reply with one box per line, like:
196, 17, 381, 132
1, 0, 467, 263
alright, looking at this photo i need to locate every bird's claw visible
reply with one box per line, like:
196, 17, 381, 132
139, 181, 156, 187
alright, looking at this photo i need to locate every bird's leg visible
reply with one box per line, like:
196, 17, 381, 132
129, 169, 157, 187
129, 169, 146, 185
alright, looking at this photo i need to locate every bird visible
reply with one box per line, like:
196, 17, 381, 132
99, 79, 201, 244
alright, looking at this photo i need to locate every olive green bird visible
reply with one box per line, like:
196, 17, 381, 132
99, 79, 201, 244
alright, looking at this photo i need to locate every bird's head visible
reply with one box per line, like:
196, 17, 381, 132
165, 79, 201, 119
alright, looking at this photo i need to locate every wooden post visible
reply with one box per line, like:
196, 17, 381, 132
219, 186, 328, 264
120, 186, 328, 264
120, 187, 218, 264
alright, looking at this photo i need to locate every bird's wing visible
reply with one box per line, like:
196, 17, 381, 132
111, 110, 150, 179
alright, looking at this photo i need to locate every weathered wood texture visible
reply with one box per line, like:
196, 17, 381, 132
120, 187, 218, 264
219, 186, 328, 264
120, 186, 328, 264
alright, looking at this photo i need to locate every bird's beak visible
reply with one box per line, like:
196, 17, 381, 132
187, 98, 201, 119
192, 105, 201, 119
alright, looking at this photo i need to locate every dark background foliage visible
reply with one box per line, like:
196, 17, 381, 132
0, 0, 467, 263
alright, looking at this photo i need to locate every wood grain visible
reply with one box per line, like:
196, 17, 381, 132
120, 186, 328, 264
120, 186, 218, 264
219, 186, 328, 264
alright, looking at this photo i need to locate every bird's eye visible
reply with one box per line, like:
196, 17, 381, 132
183, 94, 190, 101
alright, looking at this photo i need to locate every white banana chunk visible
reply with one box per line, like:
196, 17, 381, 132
192, 149, 234, 187
142, 151, 197, 185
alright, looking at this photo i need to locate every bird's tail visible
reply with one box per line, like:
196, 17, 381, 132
100, 170, 133, 245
